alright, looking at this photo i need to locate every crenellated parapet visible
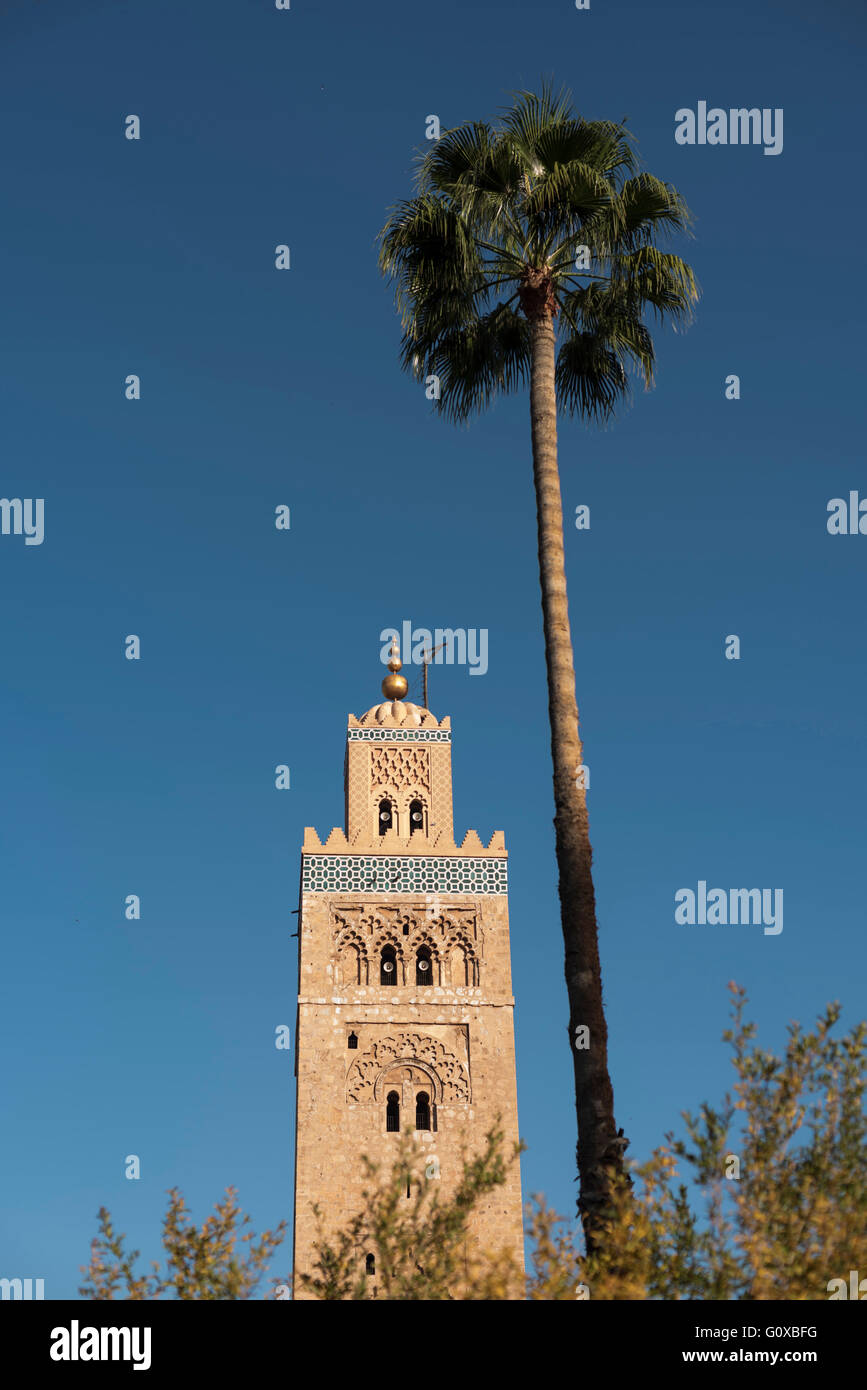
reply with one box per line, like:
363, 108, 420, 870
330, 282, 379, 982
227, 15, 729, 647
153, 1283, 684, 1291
302, 825, 507, 856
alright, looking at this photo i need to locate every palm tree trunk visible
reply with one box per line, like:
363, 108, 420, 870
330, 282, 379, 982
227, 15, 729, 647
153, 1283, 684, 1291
527, 303, 627, 1252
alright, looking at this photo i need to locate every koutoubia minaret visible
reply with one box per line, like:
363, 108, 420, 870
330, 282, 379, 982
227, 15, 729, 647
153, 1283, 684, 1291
292, 641, 524, 1296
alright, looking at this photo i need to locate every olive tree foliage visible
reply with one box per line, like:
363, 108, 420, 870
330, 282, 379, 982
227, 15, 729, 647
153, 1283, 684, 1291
79, 1188, 286, 1301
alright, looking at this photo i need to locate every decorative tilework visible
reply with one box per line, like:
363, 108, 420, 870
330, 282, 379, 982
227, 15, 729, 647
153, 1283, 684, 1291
302, 855, 507, 895
348, 728, 450, 743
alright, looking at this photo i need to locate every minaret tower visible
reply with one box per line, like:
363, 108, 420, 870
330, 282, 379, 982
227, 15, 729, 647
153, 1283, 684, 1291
292, 642, 524, 1295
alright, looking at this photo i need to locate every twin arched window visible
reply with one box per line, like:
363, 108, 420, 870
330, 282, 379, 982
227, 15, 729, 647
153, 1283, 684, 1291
380, 945, 434, 986
385, 1089, 433, 1132
378, 799, 425, 836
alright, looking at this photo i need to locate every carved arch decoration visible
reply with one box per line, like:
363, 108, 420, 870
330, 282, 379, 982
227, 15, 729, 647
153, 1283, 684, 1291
346, 1032, 470, 1104
410, 930, 442, 985
425, 911, 483, 949
373, 1059, 441, 1102
334, 927, 370, 986
400, 924, 440, 954
333, 908, 392, 939
331, 909, 482, 987
443, 925, 481, 980
370, 928, 408, 959
371, 930, 408, 983
371, 784, 400, 807
331, 904, 479, 937
445, 937, 478, 987
372, 786, 401, 836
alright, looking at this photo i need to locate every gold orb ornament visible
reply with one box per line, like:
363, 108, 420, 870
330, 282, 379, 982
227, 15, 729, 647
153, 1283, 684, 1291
382, 635, 408, 700
382, 671, 409, 700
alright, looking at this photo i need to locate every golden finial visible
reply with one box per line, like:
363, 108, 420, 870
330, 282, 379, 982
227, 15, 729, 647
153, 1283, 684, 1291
381, 635, 409, 701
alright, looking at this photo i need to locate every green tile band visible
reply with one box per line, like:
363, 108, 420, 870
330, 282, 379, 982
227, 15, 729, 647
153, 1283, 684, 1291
301, 855, 507, 894
347, 728, 451, 742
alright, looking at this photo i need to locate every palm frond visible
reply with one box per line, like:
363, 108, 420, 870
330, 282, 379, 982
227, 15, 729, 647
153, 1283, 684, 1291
500, 82, 576, 157
585, 173, 695, 256
419, 125, 527, 244
611, 247, 699, 325
521, 160, 613, 227
531, 117, 637, 182
555, 334, 630, 420
557, 282, 656, 390
419, 121, 514, 198
378, 195, 486, 334
422, 302, 532, 423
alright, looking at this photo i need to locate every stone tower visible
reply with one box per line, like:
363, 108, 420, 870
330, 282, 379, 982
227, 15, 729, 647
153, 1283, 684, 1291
291, 646, 524, 1296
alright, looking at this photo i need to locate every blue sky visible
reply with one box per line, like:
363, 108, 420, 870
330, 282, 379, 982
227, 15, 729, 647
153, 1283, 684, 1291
1, 0, 865, 1298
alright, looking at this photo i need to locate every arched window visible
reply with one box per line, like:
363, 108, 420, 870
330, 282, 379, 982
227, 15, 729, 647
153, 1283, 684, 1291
409, 799, 424, 835
347, 1032, 358, 1049
365, 1253, 375, 1276
339, 944, 362, 986
450, 945, 469, 987
380, 945, 397, 986
416, 946, 433, 986
386, 1091, 400, 1132
415, 1091, 431, 1131
378, 799, 393, 836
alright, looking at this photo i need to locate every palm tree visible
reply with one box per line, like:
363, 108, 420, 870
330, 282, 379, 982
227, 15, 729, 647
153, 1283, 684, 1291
378, 84, 698, 1250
